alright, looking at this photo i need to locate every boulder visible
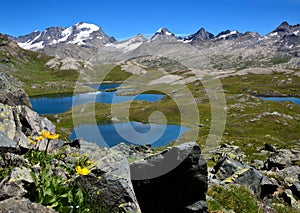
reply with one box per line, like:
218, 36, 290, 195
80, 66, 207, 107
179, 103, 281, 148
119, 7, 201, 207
264, 143, 276, 152
0, 166, 33, 200
213, 157, 278, 198
0, 197, 57, 213
0, 130, 20, 155
111, 142, 152, 161
206, 143, 246, 162
76, 140, 141, 213
290, 182, 300, 199
264, 149, 300, 170
0, 73, 31, 108
0, 103, 58, 152
282, 189, 300, 209
260, 176, 279, 198
277, 166, 300, 186
130, 142, 208, 213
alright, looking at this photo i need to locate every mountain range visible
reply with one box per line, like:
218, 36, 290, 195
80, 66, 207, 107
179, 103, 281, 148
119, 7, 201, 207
5, 21, 300, 70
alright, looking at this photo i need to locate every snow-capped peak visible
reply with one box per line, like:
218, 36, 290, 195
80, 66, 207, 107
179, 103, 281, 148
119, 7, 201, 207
156, 28, 174, 36
75, 22, 100, 32
16, 22, 115, 50
151, 28, 176, 41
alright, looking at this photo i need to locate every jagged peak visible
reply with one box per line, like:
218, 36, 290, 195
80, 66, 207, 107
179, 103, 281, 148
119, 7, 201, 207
155, 28, 174, 36
74, 22, 100, 31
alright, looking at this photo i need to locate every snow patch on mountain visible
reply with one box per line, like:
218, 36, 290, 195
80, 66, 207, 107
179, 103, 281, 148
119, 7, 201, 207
105, 34, 146, 53
58, 27, 73, 42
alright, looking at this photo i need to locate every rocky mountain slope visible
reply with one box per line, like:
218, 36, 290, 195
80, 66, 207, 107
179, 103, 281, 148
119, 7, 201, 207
14, 22, 116, 51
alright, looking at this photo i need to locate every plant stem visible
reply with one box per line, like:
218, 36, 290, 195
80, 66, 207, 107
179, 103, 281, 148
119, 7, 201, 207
45, 139, 50, 156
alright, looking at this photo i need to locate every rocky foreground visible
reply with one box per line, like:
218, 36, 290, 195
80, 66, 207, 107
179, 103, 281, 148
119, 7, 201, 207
0, 74, 299, 213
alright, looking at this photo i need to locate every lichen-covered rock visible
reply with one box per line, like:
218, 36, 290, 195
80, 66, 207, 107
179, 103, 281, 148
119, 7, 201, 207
76, 140, 141, 213
264, 149, 300, 170
130, 142, 208, 213
0, 73, 31, 108
0, 153, 28, 168
213, 156, 278, 198
0, 166, 33, 200
206, 143, 246, 162
277, 166, 300, 186
0, 197, 57, 212
0, 103, 58, 152
0, 130, 20, 155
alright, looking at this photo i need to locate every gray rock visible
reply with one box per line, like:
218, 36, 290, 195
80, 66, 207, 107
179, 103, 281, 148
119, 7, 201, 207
0, 153, 28, 168
277, 166, 300, 186
0, 166, 33, 200
0, 197, 57, 212
186, 200, 208, 213
250, 160, 264, 170
260, 176, 279, 198
213, 156, 278, 198
131, 142, 208, 213
0, 131, 20, 155
76, 140, 141, 213
206, 143, 246, 162
282, 189, 300, 209
290, 182, 300, 199
264, 149, 300, 170
0, 103, 58, 152
111, 142, 152, 162
0, 73, 31, 108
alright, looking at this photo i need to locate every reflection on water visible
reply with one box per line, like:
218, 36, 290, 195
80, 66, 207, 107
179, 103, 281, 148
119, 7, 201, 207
70, 122, 189, 148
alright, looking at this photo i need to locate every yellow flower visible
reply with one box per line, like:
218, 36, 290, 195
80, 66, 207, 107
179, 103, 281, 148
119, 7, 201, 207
41, 130, 59, 140
29, 139, 37, 145
75, 166, 90, 175
86, 160, 93, 165
35, 136, 44, 141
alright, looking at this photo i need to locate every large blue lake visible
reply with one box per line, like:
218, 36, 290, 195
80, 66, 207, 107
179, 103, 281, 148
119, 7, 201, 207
31, 84, 187, 148
70, 122, 189, 148
30, 84, 164, 114
259, 97, 300, 105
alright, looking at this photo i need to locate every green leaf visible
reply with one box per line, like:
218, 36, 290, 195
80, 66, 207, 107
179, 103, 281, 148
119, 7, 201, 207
76, 189, 84, 204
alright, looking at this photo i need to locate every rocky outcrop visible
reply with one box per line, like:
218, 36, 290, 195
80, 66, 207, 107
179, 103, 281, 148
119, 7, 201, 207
264, 149, 300, 170
0, 73, 31, 108
208, 143, 300, 211
0, 103, 56, 152
0, 197, 57, 213
131, 142, 208, 213
212, 156, 278, 198
76, 140, 141, 213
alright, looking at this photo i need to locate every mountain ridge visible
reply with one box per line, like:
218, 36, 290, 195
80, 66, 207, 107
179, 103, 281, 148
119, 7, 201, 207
5, 21, 300, 70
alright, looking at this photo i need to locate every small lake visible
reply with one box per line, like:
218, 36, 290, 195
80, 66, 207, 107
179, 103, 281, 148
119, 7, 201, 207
69, 122, 189, 148
30, 84, 164, 114
259, 97, 300, 105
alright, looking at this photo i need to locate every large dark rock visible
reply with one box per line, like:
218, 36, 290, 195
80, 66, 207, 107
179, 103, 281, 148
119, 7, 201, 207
0, 197, 57, 213
130, 142, 208, 213
0, 73, 31, 108
76, 140, 141, 213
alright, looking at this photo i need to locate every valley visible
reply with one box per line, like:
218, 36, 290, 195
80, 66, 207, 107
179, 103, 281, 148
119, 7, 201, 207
0, 21, 300, 212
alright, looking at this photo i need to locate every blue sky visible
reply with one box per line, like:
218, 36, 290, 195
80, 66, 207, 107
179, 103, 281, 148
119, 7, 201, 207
1, 0, 299, 40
